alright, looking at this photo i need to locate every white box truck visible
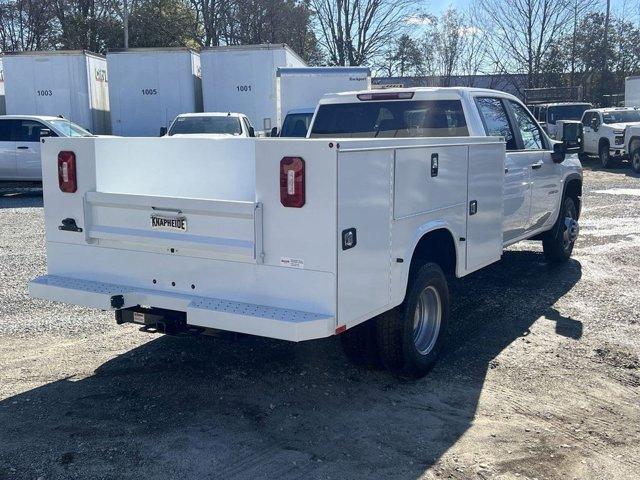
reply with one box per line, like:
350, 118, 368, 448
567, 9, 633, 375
625, 76, 640, 107
107, 48, 202, 137
29, 87, 583, 377
200, 44, 306, 132
276, 67, 371, 135
3, 50, 110, 134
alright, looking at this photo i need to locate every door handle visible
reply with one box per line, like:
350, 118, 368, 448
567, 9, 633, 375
531, 161, 543, 169
17, 146, 28, 150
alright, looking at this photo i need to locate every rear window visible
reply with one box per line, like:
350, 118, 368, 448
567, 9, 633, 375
169, 116, 242, 136
281, 112, 313, 137
309, 100, 469, 138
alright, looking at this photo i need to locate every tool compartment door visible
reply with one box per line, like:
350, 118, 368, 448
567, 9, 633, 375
337, 147, 394, 328
465, 142, 505, 273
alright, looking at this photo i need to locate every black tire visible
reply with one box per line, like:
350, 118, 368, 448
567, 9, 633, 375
599, 142, 613, 168
631, 148, 640, 174
340, 320, 380, 367
375, 263, 450, 377
543, 196, 579, 264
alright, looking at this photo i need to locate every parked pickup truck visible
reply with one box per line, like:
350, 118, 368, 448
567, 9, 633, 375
0, 115, 94, 181
29, 87, 583, 377
625, 124, 640, 173
580, 107, 640, 167
161, 112, 256, 138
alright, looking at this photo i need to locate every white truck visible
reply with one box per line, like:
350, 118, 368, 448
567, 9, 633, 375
580, 107, 640, 167
625, 124, 640, 173
29, 87, 583, 377
161, 112, 255, 138
0, 115, 94, 180
534, 102, 592, 139
275, 67, 371, 137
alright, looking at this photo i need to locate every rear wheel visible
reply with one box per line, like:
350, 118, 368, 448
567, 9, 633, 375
375, 263, 449, 377
599, 142, 613, 168
543, 196, 579, 264
631, 148, 640, 174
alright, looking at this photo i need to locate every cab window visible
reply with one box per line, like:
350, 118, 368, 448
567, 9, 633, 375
15, 120, 47, 142
0, 120, 16, 142
475, 97, 517, 150
509, 101, 544, 150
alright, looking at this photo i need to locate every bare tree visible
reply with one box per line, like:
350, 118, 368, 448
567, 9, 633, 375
0, 0, 56, 51
477, 0, 574, 88
457, 6, 490, 85
311, 0, 416, 66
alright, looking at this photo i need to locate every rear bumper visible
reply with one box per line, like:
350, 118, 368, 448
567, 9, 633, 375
29, 275, 335, 342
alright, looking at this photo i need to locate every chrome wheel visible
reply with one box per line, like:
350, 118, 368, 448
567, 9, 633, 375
562, 205, 579, 251
412, 286, 442, 355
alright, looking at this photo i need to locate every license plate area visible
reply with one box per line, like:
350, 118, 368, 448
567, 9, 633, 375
151, 213, 187, 232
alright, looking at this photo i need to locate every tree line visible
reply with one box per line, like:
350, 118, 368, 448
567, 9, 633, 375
0, 0, 638, 103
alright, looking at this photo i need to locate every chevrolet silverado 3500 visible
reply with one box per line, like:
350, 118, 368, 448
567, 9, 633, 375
30, 88, 583, 377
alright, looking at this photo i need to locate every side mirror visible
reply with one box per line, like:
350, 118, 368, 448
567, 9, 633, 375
270, 127, 278, 137
248, 126, 255, 137
551, 141, 566, 163
590, 118, 598, 131
39, 128, 52, 138
159, 126, 167, 137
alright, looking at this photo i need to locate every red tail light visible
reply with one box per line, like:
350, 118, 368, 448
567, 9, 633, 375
280, 157, 305, 208
58, 151, 77, 193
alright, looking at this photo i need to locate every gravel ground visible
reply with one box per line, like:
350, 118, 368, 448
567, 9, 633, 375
0, 164, 639, 480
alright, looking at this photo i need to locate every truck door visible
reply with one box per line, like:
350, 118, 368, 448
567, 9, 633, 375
475, 97, 531, 243
0, 119, 16, 179
13, 119, 44, 180
508, 101, 560, 231
581, 112, 597, 153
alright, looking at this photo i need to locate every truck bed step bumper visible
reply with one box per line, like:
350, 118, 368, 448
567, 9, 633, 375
29, 275, 335, 342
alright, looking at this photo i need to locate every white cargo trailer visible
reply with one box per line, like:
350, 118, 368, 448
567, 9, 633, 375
201, 44, 306, 132
276, 67, 371, 128
626, 76, 640, 107
107, 48, 202, 137
0, 57, 5, 115
3, 51, 110, 134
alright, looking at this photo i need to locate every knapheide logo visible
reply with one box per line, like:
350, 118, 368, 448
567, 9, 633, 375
95, 68, 108, 82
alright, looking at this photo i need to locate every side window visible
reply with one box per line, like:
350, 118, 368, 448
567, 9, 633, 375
539, 106, 547, 122
509, 101, 544, 150
582, 112, 591, 127
14, 120, 46, 142
475, 97, 518, 151
0, 120, 14, 142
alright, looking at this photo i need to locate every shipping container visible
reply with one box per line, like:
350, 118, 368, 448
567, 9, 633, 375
201, 44, 306, 132
0, 57, 5, 115
107, 48, 202, 137
3, 50, 110, 134
276, 67, 371, 128
626, 76, 640, 108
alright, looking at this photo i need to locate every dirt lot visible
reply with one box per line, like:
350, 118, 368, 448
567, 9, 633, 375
0, 165, 639, 480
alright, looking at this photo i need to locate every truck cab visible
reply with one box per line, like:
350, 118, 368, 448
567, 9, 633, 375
163, 112, 255, 138
0, 115, 94, 181
580, 107, 640, 168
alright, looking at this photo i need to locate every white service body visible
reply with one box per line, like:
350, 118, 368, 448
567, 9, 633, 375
3, 51, 110, 134
276, 67, 371, 128
625, 76, 640, 107
200, 44, 306, 132
107, 48, 202, 136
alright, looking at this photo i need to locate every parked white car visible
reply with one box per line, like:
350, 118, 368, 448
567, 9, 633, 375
30, 87, 582, 377
624, 124, 640, 173
0, 115, 93, 181
580, 107, 640, 167
162, 112, 255, 138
